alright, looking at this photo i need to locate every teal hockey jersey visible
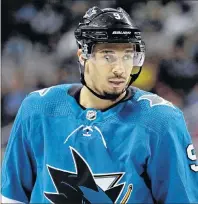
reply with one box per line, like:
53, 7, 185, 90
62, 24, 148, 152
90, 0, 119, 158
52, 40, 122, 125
1, 84, 198, 203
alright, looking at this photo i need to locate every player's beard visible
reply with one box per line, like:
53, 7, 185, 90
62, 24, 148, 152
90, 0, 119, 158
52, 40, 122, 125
103, 91, 124, 101
97, 86, 126, 101
91, 81, 126, 101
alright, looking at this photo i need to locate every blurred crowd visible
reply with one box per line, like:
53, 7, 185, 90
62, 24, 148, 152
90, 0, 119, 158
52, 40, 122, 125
1, 0, 198, 149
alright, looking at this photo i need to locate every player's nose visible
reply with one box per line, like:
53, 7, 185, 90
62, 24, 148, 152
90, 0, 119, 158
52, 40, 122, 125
112, 60, 125, 76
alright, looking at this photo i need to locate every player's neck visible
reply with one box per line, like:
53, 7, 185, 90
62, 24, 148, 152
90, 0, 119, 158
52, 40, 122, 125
80, 86, 126, 110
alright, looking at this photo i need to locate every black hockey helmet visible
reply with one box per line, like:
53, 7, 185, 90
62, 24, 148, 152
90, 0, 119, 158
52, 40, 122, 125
74, 7, 146, 99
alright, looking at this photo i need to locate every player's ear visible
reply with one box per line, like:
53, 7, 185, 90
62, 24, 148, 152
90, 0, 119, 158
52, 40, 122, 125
77, 49, 85, 66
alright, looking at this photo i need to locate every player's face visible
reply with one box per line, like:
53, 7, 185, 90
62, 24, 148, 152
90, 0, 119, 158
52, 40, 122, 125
85, 43, 135, 98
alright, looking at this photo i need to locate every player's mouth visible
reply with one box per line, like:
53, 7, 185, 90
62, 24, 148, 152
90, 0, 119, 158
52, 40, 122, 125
108, 79, 125, 88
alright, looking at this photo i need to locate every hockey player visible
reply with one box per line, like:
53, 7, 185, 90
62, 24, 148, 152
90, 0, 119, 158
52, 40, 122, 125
1, 7, 198, 203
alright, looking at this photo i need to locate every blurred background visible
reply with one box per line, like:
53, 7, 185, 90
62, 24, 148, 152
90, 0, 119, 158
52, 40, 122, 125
1, 0, 198, 155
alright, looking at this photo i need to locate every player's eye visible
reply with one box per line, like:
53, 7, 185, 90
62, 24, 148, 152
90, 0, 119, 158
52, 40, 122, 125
104, 55, 110, 61
123, 54, 133, 61
103, 55, 115, 63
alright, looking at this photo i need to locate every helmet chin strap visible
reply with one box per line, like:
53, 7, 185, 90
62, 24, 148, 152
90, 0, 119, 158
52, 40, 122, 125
127, 66, 142, 88
78, 61, 142, 101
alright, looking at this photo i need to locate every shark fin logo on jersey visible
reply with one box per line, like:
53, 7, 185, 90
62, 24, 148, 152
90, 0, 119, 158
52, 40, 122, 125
30, 87, 53, 96
137, 94, 175, 108
44, 147, 133, 203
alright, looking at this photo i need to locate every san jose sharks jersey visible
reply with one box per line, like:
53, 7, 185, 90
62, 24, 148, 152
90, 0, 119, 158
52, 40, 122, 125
1, 84, 198, 203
